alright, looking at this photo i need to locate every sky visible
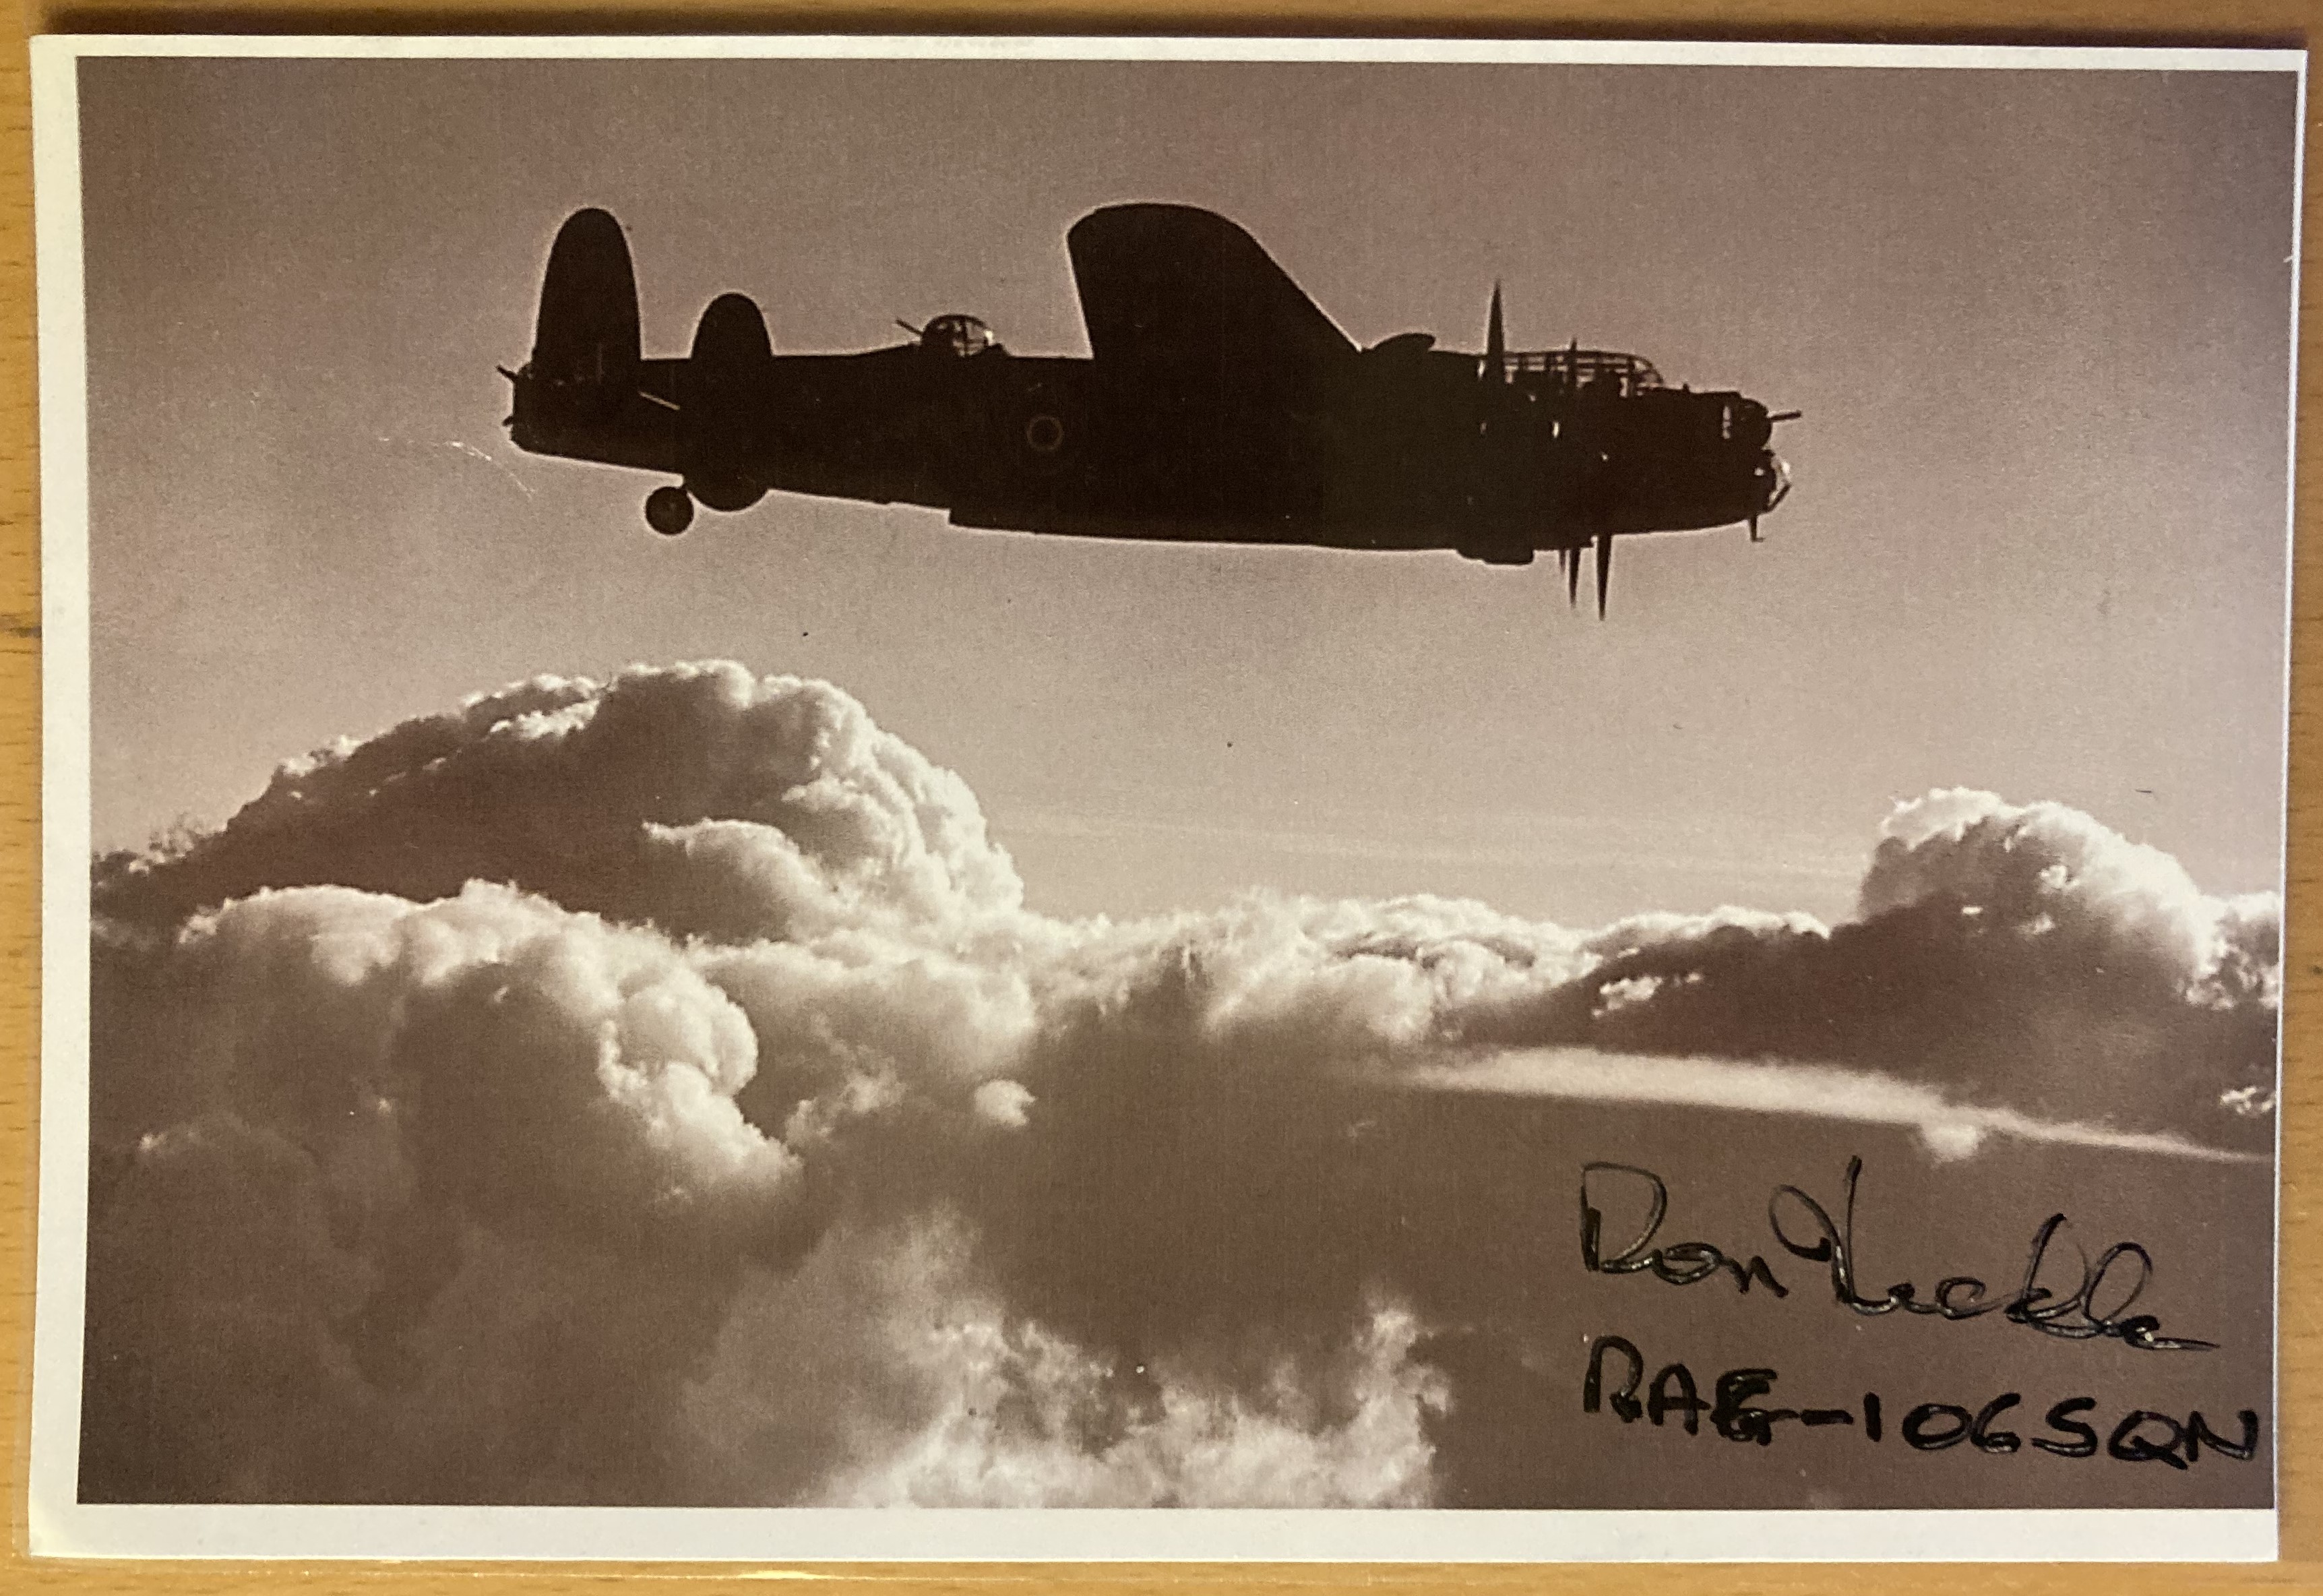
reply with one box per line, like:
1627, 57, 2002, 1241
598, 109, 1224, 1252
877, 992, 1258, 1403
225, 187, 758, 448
76, 55, 2298, 927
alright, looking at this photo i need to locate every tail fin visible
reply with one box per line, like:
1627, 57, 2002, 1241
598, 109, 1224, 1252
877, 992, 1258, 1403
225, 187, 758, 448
510, 210, 643, 454
532, 208, 640, 388
682, 293, 773, 510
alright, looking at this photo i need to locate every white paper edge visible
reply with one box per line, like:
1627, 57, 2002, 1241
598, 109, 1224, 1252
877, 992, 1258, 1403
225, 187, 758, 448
23, 32, 2299, 1564
2268, 38, 2307, 1541
18, 1506, 2288, 1562
13, 34, 2307, 69
30, 30, 94, 1565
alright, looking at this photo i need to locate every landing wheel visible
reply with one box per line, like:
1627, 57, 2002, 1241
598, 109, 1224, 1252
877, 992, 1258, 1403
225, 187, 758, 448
645, 485, 694, 536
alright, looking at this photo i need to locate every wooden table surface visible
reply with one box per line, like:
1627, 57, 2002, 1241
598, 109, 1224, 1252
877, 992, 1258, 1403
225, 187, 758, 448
1, 3, 2315, 1590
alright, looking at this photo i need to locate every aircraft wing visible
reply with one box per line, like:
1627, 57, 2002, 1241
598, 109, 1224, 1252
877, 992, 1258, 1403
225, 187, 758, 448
1066, 204, 1358, 396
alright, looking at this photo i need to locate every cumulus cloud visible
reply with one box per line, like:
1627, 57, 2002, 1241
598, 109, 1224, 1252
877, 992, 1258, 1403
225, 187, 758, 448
80, 663, 2279, 1507
95, 661, 1023, 942
972, 1078, 1035, 1128
1517, 789, 2282, 1136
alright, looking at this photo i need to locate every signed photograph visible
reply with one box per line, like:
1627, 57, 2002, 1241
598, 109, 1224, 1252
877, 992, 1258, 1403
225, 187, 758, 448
26, 37, 2300, 1561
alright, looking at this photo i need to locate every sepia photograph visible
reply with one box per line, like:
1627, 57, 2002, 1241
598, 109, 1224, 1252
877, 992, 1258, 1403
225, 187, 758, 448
26, 36, 2301, 1560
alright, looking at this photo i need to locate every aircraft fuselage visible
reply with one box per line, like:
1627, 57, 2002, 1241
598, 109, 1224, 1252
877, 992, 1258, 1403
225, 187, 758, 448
513, 342, 1780, 554
505, 205, 1792, 594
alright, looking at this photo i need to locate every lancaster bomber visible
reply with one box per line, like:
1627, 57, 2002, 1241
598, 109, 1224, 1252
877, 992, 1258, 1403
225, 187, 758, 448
505, 204, 1794, 615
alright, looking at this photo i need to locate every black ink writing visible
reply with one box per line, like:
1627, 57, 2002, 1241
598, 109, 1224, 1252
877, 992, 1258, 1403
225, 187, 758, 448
1582, 1163, 1789, 1295
1582, 1337, 2257, 1465
1764, 1157, 2216, 1351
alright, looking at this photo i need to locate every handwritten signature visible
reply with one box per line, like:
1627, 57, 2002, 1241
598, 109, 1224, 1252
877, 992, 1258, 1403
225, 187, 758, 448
1580, 1157, 2215, 1351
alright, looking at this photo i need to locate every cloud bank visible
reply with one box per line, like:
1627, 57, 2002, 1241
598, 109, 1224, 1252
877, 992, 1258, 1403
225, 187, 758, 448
83, 661, 2279, 1506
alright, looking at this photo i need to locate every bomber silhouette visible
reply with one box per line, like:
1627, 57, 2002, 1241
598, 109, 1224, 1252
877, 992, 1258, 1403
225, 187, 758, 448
505, 205, 1795, 615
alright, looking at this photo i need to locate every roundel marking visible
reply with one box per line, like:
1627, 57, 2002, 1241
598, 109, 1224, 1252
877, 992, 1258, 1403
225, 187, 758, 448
1025, 414, 1066, 455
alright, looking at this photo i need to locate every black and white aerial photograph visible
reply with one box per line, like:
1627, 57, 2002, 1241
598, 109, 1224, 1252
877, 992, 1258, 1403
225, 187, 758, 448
28, 38, 2301, 1561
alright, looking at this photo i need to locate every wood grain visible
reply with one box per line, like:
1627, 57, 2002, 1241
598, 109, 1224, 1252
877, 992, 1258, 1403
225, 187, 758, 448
2, 5, 2315, 1588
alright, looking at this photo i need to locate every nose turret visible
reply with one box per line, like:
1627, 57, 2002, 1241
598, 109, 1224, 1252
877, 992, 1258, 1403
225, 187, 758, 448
1758, 452, 1791, 514
1747, 450, 1791, 542
1743, 400, 1798, 540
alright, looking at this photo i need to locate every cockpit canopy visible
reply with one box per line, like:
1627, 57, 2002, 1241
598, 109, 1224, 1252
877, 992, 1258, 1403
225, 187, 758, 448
920, 313, 996, 357
1490, 346, 1665, 398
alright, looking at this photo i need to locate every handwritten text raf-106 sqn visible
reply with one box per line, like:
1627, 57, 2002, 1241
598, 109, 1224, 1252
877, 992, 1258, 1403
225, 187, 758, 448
1577, 1159, 2258, 1471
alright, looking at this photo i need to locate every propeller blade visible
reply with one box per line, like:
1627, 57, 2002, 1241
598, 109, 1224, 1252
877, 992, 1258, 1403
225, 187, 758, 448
1485, 281, 1505, 382
896, 317, 924, 338
1594, 531, 1613, 619
1768, 410, 1802, 423
1567, 543, 1582, 607
1749, 514, 1761, 542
